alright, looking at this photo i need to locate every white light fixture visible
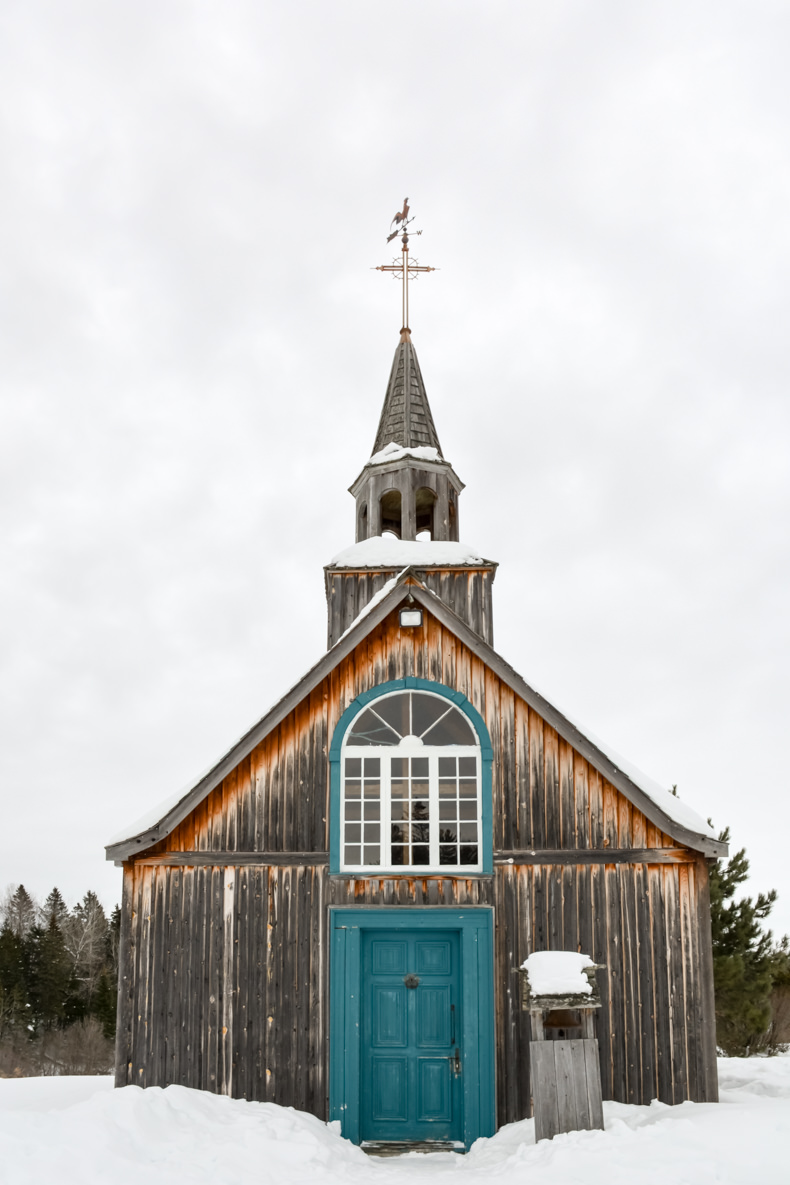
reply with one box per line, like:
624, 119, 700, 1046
399, 608, 423, 628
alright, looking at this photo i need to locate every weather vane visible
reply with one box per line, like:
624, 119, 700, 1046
374, 198, 436, 340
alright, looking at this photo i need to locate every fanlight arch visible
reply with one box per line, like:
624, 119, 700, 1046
329, 680, 493, 875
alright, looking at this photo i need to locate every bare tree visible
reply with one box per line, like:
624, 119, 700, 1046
62, 891, 108, 1004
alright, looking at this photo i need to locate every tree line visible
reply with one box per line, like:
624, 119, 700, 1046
0, 885, 119, 1076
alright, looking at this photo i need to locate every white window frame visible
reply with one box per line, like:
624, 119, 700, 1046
339, 691, 482, 874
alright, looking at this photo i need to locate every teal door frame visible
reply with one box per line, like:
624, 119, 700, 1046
329, 907, 496, 1150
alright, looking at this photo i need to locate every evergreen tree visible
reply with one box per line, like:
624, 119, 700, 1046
39, 887, 68, 930
25, 918, 79, 1031
0, 923, 27, 1038
93, 970, 116, 1041
2, 885, 37, 939
710, 827, 779, 1055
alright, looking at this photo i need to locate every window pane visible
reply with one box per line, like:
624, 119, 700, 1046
364, 757, 380, 776
391, 801, 409, 820
412, 757, 429, 777
371, 693, 410, 738
364, 823, 380, 842
363, 846, 379, 865
412, 845, 429, 865
411, 802, 430, 821
391, 779, 408, 798
459, 823, 477, 842
440, 845, 457, 865
439, 824, 458, 843
391, 845, 405, 865
348, 708, 398, 746
438, 781, 456, 798
345, 801, 361, 821
391, 757, 407, 778
459, 779, 477, 797
439, 801, 456, 820
345, 781, 361, 799
391, 824, 406, 843
439, 756, 457, 777
459, 800, 477, 820
345, 758, 361, 777
460, 845, 478, 866
345, 845, 361, 864
411, 823, 430, 843
412, 694, 452, 738
345, 823, 361, 842
422, 710, 475, 745
412, 778, 429, 797
363, 780, 380, 798
363, 800, 380, 820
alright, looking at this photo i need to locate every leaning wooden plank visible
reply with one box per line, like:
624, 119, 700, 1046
530, 1041, 560, 1142
583, 1038, 605, 1130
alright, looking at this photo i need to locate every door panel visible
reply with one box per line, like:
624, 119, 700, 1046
361, 929, 462, 1143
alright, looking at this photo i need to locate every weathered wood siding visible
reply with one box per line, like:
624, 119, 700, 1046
117, 605, 718, 1121
325, 566, 496, 649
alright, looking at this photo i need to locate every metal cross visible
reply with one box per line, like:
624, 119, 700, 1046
374, 199, 436, 338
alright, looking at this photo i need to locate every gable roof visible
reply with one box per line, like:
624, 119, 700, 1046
371, 334, 443, 456
106, 570, 726, 862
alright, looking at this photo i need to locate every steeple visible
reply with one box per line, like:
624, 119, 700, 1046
371, 332, 443, 456
323, 201, 497, 650
349, 333, 463, 543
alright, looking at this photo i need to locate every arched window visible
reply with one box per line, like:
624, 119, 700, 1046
357, 501, 368, 540
379, 488, 402, 538
330, 682, 492, 874
415, 487, 436, 539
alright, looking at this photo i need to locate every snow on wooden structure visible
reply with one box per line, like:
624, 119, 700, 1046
521, 951, 605, 1140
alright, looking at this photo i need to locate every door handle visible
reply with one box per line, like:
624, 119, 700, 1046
451, 1047, 461, 1077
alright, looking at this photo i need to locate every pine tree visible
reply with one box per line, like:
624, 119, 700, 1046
93, 971, 116, 1042
25, 918, 79, 1032
39, 887, 68, 930
0, 923, 27, 1038
710, 827, 780, 1055
2, 885, 37, 939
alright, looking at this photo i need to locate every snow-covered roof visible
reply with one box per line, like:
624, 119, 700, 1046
367, 441, 442, 466
521, 951, 595, 996
328, 535, 492, 569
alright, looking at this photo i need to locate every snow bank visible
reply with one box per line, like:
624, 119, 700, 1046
328, 536, 491, 569
1, 1056, 789, 1184
368, 442, 442, 466
521, 951, 595, 996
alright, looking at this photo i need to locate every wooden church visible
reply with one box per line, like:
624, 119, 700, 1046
107, 231, 726, 1149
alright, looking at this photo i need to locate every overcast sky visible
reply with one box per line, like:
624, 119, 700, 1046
2, 1, 789, 937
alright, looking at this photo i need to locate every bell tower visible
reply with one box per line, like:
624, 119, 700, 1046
324, 202, 497, 649
350, 329, 464, 543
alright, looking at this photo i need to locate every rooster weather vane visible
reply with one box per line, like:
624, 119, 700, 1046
374, 197, 436, 339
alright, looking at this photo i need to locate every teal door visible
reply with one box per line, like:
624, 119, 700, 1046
329, 908, 495, 1150
361, 929, 463, 1144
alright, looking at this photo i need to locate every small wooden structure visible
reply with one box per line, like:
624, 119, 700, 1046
521, 953, 604, 1141
107, 328, 726, 1150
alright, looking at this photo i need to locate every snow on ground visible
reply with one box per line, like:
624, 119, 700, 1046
0, 1056, 788, 1185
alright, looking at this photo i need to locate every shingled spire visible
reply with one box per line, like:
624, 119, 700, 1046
371, 332, 443, 456
348, 331, 464, 545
